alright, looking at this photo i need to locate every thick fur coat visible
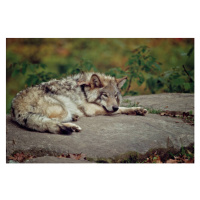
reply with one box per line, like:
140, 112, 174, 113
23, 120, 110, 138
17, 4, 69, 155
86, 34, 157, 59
11, 72, 147, 134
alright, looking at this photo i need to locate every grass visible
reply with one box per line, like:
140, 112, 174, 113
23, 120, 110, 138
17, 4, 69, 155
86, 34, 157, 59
146, 108, 162, 114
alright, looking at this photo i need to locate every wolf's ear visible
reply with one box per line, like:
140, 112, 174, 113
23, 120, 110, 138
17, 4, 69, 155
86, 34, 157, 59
116, 77, 127, 89
90, 74, 102, 88
77, 81, 90, 86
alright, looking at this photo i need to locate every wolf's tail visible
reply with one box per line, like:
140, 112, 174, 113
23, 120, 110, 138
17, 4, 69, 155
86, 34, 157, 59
11, 110, 79, 134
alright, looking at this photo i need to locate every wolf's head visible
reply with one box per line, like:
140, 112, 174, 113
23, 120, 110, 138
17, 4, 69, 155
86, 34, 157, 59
80, 73, 127, 113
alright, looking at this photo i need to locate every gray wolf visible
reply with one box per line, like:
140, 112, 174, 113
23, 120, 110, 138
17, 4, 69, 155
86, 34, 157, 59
11, 72, 147, 134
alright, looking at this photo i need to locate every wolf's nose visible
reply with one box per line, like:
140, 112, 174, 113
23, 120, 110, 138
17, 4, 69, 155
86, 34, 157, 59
112, 106, 119, 112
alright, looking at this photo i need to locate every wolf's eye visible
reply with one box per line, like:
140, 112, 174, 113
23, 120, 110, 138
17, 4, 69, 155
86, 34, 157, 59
102, 93, 108, 98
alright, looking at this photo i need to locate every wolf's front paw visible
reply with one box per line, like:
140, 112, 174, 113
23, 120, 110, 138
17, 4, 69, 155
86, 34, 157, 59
136, 108, 148, 116
125, 107, 147, 116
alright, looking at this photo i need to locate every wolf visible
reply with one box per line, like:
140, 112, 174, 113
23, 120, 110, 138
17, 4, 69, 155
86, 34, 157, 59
11, 72, 147, 134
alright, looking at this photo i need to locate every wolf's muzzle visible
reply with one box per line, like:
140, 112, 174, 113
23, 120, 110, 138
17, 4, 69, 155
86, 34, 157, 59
112, 106, 119, 112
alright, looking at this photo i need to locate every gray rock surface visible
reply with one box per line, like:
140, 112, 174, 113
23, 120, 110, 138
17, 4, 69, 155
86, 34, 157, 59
6, 93, 194, 163
122, 93, 194, 113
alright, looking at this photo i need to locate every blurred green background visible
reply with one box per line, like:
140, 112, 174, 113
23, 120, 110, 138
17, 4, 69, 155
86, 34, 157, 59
6, 38, 194, 113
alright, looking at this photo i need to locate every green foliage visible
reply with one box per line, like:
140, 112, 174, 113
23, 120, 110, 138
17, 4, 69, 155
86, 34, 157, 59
9, 59, 98, 87
105, 45, 194, 95
146, 77, 164, 94
8, 45, 194, 93
145, 46, 194, 93
69, 59, 98, 75
106, 46, 161, 95
10, 62, 59, 87
25, 72, 60, 86
11, 62, 46, 77
163, 66, 194, 93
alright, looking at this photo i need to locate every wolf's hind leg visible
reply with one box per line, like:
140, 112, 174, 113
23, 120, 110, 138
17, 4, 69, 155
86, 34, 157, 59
117, 107, 147, 116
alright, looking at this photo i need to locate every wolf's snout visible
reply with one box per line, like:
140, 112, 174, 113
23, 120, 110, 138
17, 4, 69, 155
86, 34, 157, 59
112, 106, 119, 112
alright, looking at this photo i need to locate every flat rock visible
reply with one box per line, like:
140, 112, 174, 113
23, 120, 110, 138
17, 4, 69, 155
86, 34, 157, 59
122, 93, 194, 113
6, 93, 194, 163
